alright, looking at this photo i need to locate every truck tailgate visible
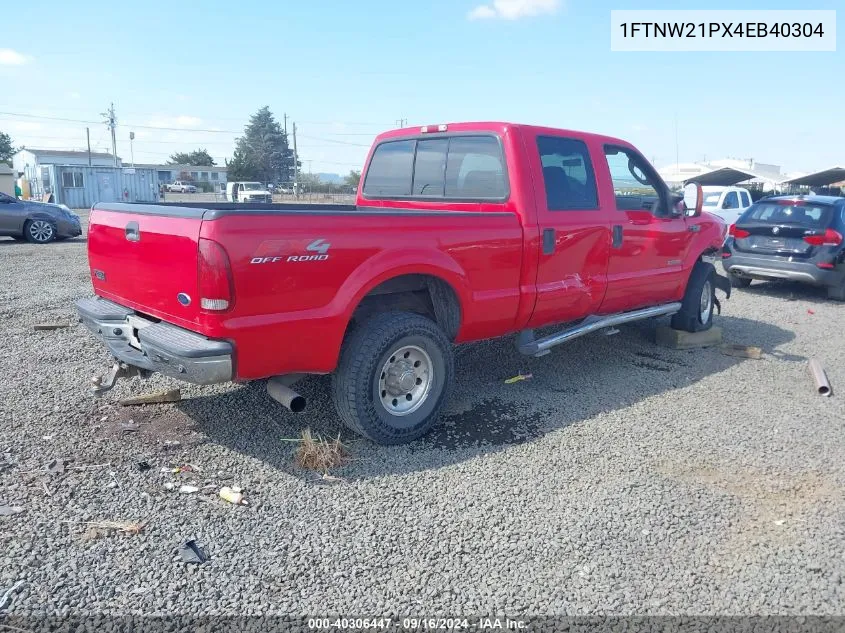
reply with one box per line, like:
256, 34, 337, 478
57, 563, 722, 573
87, 205, 204, 328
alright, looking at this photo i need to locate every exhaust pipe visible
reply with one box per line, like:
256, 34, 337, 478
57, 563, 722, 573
808, 359, 832, 397
267, 377, 307, 413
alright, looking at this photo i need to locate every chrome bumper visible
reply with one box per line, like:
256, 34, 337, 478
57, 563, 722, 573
75, 297, 233, 385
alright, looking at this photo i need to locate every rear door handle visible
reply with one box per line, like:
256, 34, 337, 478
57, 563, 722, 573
612, 225, 623, 248
542, 228, 555, 255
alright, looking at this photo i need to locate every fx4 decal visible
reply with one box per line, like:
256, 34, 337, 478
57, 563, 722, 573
250, 239, 332, 264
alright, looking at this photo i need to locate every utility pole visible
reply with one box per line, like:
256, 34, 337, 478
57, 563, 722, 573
86, 128, 92, 166
283, 112, 288, 136
129, 131, 135, 167
395, 118, 408, 128
102, 102, 117, 167
307, 160, 312, 174
292, 122, 299, 197
674, 111, 679, 169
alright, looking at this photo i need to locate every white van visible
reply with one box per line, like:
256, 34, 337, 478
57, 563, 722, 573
225, 181, 272, 203
701, 186, 753, 225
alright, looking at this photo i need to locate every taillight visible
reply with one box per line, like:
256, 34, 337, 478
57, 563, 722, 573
198, 238, 234, 312
729, 224, 750, 239
803, 229, 843, 247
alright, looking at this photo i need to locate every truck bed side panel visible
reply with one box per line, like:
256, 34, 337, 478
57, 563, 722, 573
200, 209, 524, 380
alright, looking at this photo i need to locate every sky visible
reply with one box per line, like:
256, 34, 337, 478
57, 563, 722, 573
1, 0, 842, 176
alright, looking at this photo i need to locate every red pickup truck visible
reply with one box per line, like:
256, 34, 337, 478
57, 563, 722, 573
77, 122, 729, 444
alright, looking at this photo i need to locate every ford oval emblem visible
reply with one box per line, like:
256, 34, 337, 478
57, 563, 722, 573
772, 226, 780, 235
177, 293, 191, 306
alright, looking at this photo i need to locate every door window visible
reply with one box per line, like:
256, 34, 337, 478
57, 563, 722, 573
723, 192, 739, 209
740, 191, 751, 207
603, 147, 664, 214
536, 136, 598, 210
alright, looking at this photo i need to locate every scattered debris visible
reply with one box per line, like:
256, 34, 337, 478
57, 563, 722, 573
137, 461, 152, 472
720, 344, 763, 360
176, 539, 208, 564
504, 373, 533, 384
72, 520, 145, 541
47, 458, 67, 475
0, 579, 25, 610
163, 440, 181, 448
42, 435, 53, 441
0, 505, 24, 517
179, 485, 199, 494
120, 420, 141, 434
774, 519, 787, 526
163, 482, 175, 491
288, 428, 350, 473
808, 358, 833, 397
119, 389, 181, 406
33, 322, 70, 331
43, 482, 52, 497
109, 471, 122, 490
808, 309, 816, 316
219, 486, 248, 506
107, 481, 118, 489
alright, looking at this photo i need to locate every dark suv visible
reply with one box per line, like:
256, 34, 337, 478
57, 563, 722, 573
722, 195, 845, 300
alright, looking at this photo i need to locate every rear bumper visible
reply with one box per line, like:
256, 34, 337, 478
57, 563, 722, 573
76, 297, 233, 385
723, 252, 844, 287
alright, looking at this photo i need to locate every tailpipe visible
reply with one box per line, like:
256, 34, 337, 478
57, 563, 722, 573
808, 359, 832, 397
267, 376, 307, 413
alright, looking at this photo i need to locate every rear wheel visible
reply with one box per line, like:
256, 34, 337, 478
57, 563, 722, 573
671, 261, 716, 333
24, 219, 56, 244
332, 312, 454, 445
827, 278, 845, 302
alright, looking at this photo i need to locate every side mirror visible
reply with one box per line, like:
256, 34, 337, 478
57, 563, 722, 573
683, 182, 703, 217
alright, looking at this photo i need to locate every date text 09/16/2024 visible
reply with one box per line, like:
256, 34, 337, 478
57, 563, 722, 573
307, 617, 528, 630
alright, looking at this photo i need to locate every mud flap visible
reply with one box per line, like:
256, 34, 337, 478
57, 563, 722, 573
713, 272, 732, 316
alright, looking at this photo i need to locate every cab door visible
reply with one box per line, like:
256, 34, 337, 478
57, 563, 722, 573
526, 133, 611, 327
596, 145, 694, 313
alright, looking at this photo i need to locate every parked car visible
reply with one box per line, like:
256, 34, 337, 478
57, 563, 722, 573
701, 186, 753, 226
226, 181, 273, 203
166, 181, 197, 193
0, 192, 82, 244
76, 121, 729, 444
722, 195, 845, 300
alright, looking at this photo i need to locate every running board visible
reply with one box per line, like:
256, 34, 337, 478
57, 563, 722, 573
517, 302, 682, 357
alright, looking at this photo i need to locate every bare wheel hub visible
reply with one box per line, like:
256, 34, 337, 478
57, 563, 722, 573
378, 345, 433, 416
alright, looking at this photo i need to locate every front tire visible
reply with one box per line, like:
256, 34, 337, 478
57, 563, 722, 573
332, 312, 454, 445
671, 261, 716, 333
24, 219, 56, 244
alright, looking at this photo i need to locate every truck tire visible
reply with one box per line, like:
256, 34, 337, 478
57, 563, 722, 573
671, 261, 716, 333
332, 312, 454, 445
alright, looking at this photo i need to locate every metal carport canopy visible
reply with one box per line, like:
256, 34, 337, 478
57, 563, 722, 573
683, 167, 757, 186
781, 166, 845, 187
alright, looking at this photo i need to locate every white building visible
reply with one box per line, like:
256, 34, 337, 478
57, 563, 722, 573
133, 164, 228, 186
12, 148, 123, 199
658, 157, 789, 191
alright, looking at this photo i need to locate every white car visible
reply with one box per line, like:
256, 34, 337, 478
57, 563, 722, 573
166, 181, 197, 194
701, 186, 753, 226
226, 181, 273, 203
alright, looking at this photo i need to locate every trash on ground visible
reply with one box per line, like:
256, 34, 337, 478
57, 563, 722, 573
808, 358, 833, 397
0, 579, 25, 610
163, 482, 175, 491
120, 420, 140, 433
504, 373, 533, 384
76, 520, 145, 540
219, 486, 248, 505
42, 435, 53, 441
774, 519, 786, 526
0, 505, 24, 517
287, 428, 350, 473
33, 322, 70, 331
177, 539, 208, 564
137, 461, 151, 472
119, 389, 182, 406
47, 458, 68, 475
720, 344, 763, 360
179, 485, 199, 494
808, 309, 816, 315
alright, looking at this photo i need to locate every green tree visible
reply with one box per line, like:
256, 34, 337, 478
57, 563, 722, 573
226, 106, 296, 183
344, 170, 361, 188
168, 149, 215, 166
1, 131, 17, 167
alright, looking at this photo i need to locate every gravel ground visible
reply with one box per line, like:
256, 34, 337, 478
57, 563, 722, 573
1, 210, 844, 621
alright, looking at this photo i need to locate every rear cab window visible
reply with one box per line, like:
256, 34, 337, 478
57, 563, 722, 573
536, 136, 598, 210
362, 135, 507, 201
